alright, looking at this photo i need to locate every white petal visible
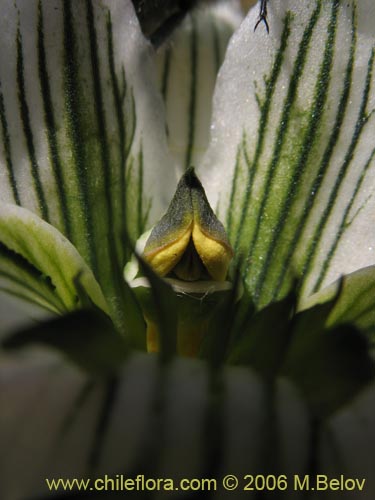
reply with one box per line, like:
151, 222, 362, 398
0, 351, 309, 498
0, 291, 50, 335
156, 1, 242, 171
1, 346, 370, 497
199, 0, 375, 306
319, 383, 375, 499
0, 0, 176, 326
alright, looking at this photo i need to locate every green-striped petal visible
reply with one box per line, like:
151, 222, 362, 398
0, 0, 174, 328
199, 0, 375, 307
300, 265, 375, 333
156, 1, 241, 171
0, 203, 107, 315
1, 350, 374, 499
0, 353, 305, 498
319, 382, 375, 493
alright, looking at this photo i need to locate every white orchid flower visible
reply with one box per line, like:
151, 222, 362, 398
0, 1, 374, 498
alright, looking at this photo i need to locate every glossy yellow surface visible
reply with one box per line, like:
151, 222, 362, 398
192, 223, 233, 282
144, 225, 192, 276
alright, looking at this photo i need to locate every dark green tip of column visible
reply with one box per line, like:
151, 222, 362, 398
181, 166, 203, 191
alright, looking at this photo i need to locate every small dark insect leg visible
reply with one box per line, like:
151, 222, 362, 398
254, 0, 269, 33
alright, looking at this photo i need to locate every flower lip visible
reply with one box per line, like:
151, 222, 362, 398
143, 167, 234, 282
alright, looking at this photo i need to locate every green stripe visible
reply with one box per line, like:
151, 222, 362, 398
244, 2, 322, 282
107, 12, 127, 258
16, 25, 49, 221
62, 0, 96, 273
0, 85, 20, 205
302, 48, 375, 292
137, 148, 144, 236
161, 48, 172, 102
202, 376, 225, 482
212, 18, 221, 74
0, 223, 79, 308
86, 0, 121, 273
0, 282, 59, 313
254, 0, 338, 302
340, 279, 375, 323
129, 368, 168, 475
271, 7, 356, 301
184, 15, 198, 170
226, 143, 242, 239
314, 147, 375, 291
344, 150, 375, 229
89, 376, 119, 472
37, 1, 71, 237
107, 16, 138, 256
350, 304, 375, 325
233, 13, 292, 253
142, 197, 152, 233
125, 90, 137, 160
58, 379, 96, 438
0, 242, 65, 311
124, 90, 141, 243
0, 270, 62, 311
0, 286, 59, 313
88, 4, 142, 332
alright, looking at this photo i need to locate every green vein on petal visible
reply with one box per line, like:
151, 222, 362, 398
199, 0, 375, 308
0, 203, 108, 315
155, 1, 242, 171
0, 0, 174, 330
0, 243, 65, 315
